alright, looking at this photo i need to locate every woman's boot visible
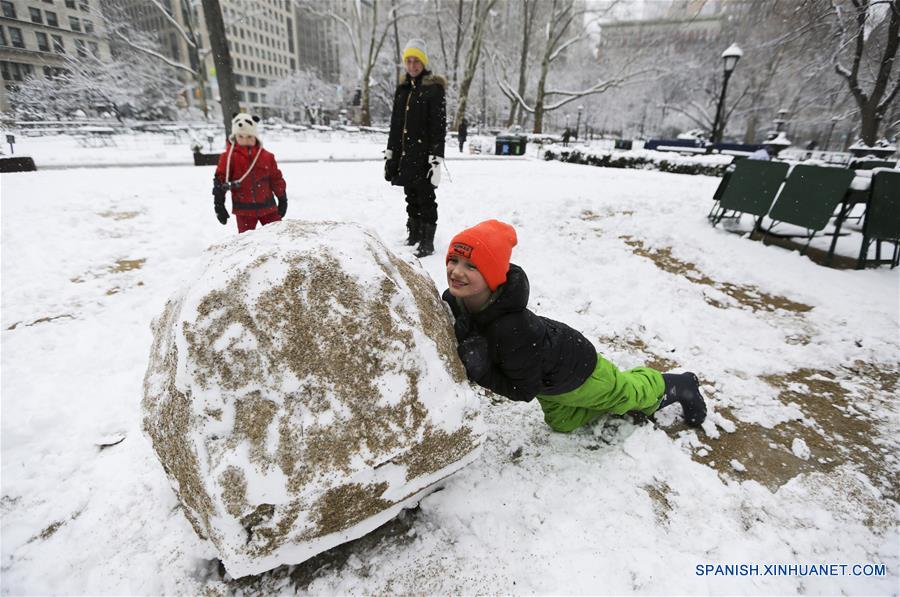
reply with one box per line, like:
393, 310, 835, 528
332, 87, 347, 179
415, 223, 436, 257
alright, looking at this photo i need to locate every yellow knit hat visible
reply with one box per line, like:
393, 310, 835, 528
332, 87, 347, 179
402, 38, 428, 67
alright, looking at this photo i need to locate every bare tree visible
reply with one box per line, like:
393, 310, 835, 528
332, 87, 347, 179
831, 0, 900, 145
297, 0, 416, 126
201, 0, 240, 135
504, 0, 539, 127
453, 0, 498, 130
9, 41, 182, 120
100, 0, 212, 118
494, 0, 645, 133
268, 69, 339, 123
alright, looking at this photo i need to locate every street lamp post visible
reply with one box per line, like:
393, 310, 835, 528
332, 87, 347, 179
824, 115, 840, 151
710, 43, 743, 145
576, 105, 584, 139
773, 108, 789, 133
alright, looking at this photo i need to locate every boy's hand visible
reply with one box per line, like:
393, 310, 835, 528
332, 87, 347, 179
453, 313, 471, 342
277, 194, 288, 218
457, 335, 489, 382
427, 155, 443, 188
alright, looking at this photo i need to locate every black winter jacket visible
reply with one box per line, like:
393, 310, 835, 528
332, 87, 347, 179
387, 70, 447, 186
442, 264, 598, 402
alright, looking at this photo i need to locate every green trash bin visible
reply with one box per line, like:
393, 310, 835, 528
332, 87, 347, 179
495, 135, 527, 156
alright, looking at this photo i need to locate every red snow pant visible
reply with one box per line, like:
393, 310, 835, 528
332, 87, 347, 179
235, 211, 281, 233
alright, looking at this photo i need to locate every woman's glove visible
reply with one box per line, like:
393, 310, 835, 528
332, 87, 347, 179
277, 194, 288, 218
457, 335, 489, 382
384, 149, 398, 182
427, 155, 443, 188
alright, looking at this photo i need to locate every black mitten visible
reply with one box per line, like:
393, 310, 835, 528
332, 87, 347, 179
457, 335, 490, 382
214, 200, 228, 225
277, 194, 288, 218
213, 178, 228, 225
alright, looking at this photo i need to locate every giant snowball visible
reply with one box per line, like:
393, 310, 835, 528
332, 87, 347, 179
142, 221, 484, 577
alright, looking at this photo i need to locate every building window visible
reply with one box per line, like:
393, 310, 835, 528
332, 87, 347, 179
238, 90, 245, 101
8, 27, 24, 49
42, 0, 54, 4
1, 61, 34, 82
83, 19, 93, 33
65, 0, 75, 7
46, 11, 58, 26
0, 27, 6, 46
30, 7, 44, 23
51, 34, 63, 53
75, 38, 86, 57
79, 0, 88, 11
35, 31, 49, 51
88, 41, 97, 56
69, 16, 81, 32
248, 91, 258, 102
1, 1, 16, 18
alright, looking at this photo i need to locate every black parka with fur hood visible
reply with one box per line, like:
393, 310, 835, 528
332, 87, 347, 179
387, 70, 447, 186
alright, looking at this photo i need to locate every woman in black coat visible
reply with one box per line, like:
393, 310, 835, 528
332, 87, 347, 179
384, 38, 447, 258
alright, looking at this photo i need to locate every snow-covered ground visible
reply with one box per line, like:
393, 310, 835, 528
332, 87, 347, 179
1, 149, 898, 595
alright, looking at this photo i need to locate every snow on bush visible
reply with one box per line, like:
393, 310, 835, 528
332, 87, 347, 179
141, 220, 484, 577
544, 146, 734, 176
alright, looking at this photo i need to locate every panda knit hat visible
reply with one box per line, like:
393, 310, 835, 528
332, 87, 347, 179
447, 220, 518, 291
402, 38, 429, 67
230, 112, 260, 139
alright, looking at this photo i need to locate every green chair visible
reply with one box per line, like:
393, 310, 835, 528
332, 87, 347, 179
762, 164, 855, 253
711, 160, 789, 230
858, 170, 900, 268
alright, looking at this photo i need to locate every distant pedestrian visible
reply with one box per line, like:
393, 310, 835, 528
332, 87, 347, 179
384, 38, 447, 258
562, 128, 572, 147
458, 118, 468, 153
212, 113, 287, 233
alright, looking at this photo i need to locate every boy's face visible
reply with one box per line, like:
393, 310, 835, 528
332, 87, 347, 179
446, 254, 491, 305
236, 133, 257, 147
404, 56, 424, 78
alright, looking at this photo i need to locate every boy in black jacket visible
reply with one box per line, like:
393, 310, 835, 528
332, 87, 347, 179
442, 220, 708, 432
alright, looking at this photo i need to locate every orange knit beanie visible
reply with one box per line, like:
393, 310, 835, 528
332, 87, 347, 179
446, 220, 518, 290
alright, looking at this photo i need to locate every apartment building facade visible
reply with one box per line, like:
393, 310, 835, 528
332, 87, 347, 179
0, 0, 111, 112
118, 0, 342, 119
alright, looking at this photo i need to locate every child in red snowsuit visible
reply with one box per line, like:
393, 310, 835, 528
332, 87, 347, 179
213, 113, 288, 233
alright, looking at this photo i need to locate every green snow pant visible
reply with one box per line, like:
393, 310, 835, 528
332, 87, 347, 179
536, 355, 665, 433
